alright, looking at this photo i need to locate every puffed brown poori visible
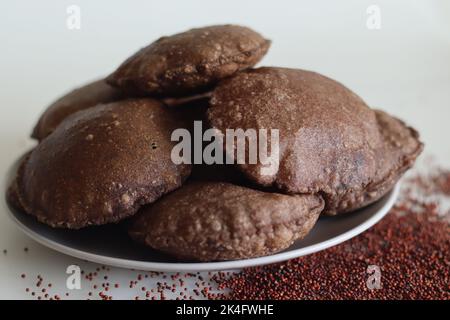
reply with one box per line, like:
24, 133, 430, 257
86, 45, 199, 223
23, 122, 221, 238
107, 25, 270, 97
207, 67, 423, 215
129, 182, 324, 261
13, 98, 191, 229
32, 79, 127, 141
7, 24, 425, 263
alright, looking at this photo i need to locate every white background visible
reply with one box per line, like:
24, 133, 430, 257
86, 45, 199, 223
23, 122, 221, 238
0, 0, 449, 299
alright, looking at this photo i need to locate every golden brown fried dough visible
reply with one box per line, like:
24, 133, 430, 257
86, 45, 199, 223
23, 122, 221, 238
107, 25, 270, 97
208, 67, 423, 215
129, 182, 324, 261
13, 99, 191, 229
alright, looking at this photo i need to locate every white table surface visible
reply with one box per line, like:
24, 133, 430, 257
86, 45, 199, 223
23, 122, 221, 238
0, 0, 449, 299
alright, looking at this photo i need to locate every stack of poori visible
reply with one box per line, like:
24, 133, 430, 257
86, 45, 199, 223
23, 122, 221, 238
7, 25, 423, 261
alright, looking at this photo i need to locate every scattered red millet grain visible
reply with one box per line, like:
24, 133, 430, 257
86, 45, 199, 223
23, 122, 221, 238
210, 171, 450, 300
409, 167, 450, 197
16, 165, 448, 300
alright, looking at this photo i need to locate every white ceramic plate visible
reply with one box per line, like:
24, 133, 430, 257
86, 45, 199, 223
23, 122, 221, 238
4, 156, 399, 272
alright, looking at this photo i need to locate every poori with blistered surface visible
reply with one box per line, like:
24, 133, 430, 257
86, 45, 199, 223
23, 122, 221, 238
32, 79, 127, 141
11, 99, 192, 229
107, 25, 271, 97
129, 182, 324, 261
6, 24, 425, 263
207, 67, 423, 215
322, 110, 423, 214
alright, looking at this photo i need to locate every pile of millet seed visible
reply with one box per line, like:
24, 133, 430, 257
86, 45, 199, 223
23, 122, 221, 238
210, 169, 450, 300
15, 166, 449, 300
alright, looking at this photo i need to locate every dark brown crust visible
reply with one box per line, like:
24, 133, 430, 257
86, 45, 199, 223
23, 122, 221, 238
208, 67, 423, 215
129, 182, 324, 261
6, 175, 24, 212
190, 163, 248, 185
327, 110, 423, 215
14, 98, 192, 229
162, 92, 212, 108
107, 25, 271, 97
32, 79, 127, 141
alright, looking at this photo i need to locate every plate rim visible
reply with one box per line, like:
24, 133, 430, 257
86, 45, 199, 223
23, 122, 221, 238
5, 181, 400, 272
